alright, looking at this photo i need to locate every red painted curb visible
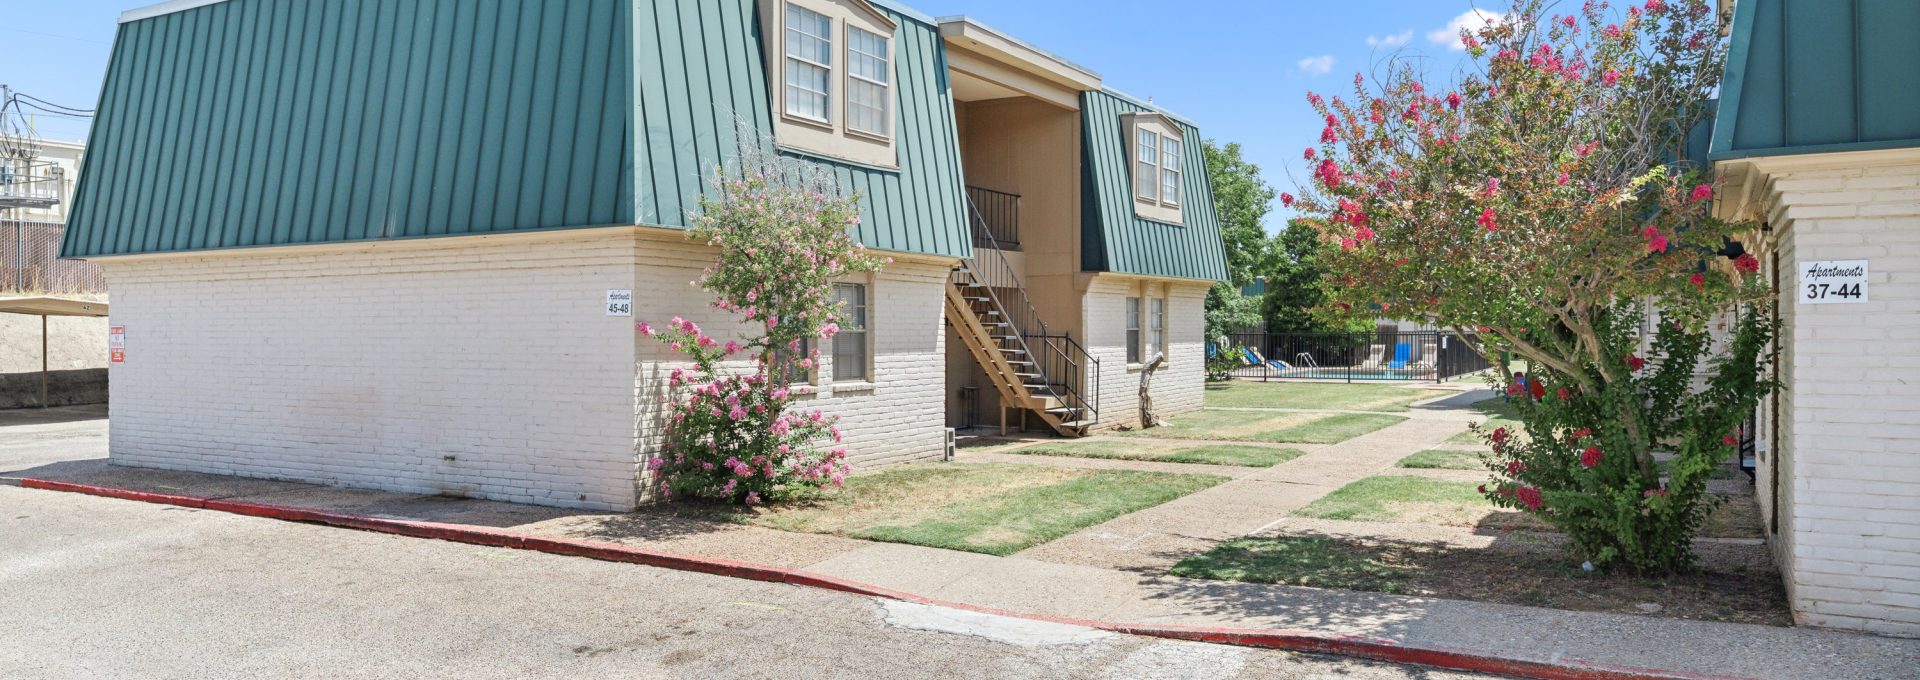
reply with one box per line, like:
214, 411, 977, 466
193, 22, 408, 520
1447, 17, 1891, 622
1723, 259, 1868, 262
19, 477, 1752, 680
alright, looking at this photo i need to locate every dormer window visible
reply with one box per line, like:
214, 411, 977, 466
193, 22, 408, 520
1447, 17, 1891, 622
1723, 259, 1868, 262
1126, 113, 1185, 225
1136, 129, 1161, 202
764, 0, 899, 168
783, 5, 834, 123
847, 27, 890, 137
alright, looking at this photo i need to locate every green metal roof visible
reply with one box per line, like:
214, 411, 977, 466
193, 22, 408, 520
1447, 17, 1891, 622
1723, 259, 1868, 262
1079, 90, 1228, 282
1710, 0, 1920, 160
65, 0, 971, 260
66, 0, 635, 258
632, 0, 971, 258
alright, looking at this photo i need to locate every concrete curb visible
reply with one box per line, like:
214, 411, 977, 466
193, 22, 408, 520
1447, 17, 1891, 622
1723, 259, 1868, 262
19, 477, 1750, 680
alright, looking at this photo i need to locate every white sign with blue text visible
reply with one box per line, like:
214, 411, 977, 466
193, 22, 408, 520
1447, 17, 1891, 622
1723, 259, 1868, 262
1797, 260, 1869, 305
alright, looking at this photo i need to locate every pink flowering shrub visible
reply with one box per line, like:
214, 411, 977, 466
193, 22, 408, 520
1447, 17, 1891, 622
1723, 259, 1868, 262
639, 173, 886, 504
1291, 0, 1778, 571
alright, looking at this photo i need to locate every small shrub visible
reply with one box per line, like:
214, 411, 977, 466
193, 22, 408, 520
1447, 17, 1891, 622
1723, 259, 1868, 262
641, 172, 886, 504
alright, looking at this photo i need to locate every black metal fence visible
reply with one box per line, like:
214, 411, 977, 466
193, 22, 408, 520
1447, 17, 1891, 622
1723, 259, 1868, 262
1218, 330, 1495, 383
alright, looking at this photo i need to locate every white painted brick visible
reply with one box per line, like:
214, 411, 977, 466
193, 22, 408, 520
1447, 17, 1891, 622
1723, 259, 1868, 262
1079, 276, 1210, 430
1751, 158, 1920, 635
100, 229, 951, 512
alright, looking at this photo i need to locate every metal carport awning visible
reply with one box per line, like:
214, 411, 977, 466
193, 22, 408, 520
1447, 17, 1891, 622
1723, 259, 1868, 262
0, 296, 109, 409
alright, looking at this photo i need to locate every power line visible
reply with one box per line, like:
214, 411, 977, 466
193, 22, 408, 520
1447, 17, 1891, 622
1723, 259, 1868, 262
15, 93, 94, 116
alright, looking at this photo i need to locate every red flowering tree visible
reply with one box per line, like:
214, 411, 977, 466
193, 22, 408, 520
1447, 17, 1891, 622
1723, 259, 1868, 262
1290, 0, 1776, 571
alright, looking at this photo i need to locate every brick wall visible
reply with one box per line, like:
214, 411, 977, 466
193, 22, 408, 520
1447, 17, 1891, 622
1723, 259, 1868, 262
1749, 156, 1920, 636
100, 229, 643, 511
632, 243, 951, 496
1081, 275, 1209, 430
101, 228, 954, 512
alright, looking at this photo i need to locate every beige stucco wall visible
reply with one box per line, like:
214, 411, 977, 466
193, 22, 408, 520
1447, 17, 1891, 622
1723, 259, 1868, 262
954, 97, 1082, 335
1727, 151, 1920, 636
98, 228, 953, 512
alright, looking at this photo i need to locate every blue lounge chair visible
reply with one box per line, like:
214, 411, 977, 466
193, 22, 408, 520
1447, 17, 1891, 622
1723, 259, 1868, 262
1387, 343, 1412, 370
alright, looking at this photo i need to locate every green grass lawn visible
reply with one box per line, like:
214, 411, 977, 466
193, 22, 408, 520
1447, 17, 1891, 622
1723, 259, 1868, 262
1396, 449, 1488, 470
1116, 409, 1405, 445
1294, 474, 1763, 539
739, 462, 1227, 556
1171, 537, 1411, 593
1007, 440, 1306, 468
1293, 475, 1547, 531
1203, 381, 1432, 412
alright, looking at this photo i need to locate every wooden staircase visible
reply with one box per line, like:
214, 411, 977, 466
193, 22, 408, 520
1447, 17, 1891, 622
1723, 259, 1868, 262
947, 189, 1099, 437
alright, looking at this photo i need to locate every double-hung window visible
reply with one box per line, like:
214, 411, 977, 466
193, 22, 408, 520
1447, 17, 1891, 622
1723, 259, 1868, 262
831, 283, 870, 382
1125, 297, 1143, 365
784, 4, 833, 123
1135, 129, 1161, 202
1150, 297, 1167, 359
846, 28, 890, 138
1128, 114, 1185, 224
1160, 138, 1182, 205
770, 1, 897, 167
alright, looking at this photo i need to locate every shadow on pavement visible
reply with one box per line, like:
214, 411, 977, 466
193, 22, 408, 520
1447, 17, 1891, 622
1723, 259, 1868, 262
0, 404, 107, 427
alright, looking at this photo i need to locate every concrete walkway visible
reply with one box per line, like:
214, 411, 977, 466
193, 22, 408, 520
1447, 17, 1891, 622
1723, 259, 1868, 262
1005, 417, 1468, 573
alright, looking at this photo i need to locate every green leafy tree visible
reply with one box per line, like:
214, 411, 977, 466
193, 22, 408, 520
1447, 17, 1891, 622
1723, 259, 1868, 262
1204, 281, 1262, 342
1290, 0, 1775, 572
1263, 219, 1368, 335
1200, 140, 1277, 348
1203, 140, 1278, 287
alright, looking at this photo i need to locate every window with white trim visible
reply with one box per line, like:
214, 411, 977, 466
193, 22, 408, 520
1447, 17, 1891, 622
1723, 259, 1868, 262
1160, 138, 1182, 205
831, 282, 869, 382
1125, 296, 1143, 365
784, 4, 833, 123
1150, 296, 1167, 359
1135, 128, 1160, 202
846, 27, 890, 137
766, 0, 898, 167
1126, 113, 1186, 224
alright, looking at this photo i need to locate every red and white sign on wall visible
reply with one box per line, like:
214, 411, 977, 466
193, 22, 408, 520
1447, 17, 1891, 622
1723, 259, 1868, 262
109, 326, 125, 364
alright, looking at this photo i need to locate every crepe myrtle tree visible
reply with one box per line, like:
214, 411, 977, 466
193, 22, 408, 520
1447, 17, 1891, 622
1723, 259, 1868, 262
638, 172, 888, 504
1288, 0, 1776, 572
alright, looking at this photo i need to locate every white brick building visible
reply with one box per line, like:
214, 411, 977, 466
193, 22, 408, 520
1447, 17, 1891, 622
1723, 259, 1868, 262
1711, 0, 1920, 636
68, 0, 1227, 512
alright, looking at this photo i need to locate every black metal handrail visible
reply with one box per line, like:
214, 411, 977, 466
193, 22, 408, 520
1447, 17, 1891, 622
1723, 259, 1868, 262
958, 193, 1099, 426
964, 186, 1020, 250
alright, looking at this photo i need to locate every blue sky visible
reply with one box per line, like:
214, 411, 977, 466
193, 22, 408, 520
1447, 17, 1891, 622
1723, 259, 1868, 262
1, 0, 1500, 233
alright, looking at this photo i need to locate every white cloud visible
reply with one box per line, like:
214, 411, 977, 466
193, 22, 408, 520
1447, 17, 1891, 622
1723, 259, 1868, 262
1366, 30, 1414, 48
1296, 55, 1336, 76
1426, 9, 1504, 50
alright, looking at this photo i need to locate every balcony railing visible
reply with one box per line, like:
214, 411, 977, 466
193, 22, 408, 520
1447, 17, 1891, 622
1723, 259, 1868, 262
965, 185, 1019, 251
